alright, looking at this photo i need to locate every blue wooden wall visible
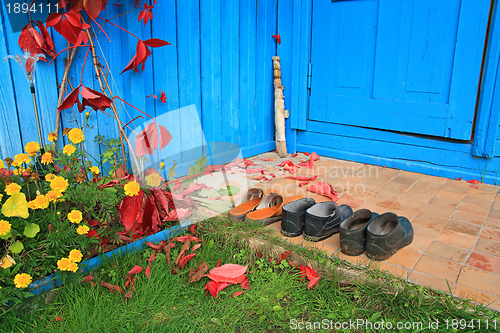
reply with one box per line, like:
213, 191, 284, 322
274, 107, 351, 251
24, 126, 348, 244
0, 0, 278, 166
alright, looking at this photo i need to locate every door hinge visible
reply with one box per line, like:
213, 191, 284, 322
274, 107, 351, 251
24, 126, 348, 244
307, 62, 312, 89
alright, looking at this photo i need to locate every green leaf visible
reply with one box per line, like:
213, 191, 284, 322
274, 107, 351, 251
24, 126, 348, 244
23, 223, 40, 238
167, 161, 177, 179
0, 230, 12, 240
9, 241, 24, 254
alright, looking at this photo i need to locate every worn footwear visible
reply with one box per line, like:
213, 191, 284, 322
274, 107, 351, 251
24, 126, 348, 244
340, 209, 379, 256
281, 198, 316, 237
245, 192, 302, 225
365, 212, 414, 261
228, 188, 264, 221
304, 201, 353, 242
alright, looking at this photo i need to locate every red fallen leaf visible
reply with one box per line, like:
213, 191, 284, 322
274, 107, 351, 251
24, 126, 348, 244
189, 261, 209, 282
124, 275, 131, 289
299, 152, 320, 168
123, 290, 134, 300
146, 252, 156, 263
205, 273, 246, 284
208, 264, 247, 280
112, 262, 117, 269
471, 185, 479, 188
261, 158, 273, 161
145, 265, 152, 279
100, 280, 123, 293
180, 253, 196, 270
208, 281, 231, 298
135, 122, 172, 157
192, 244, 201, 252
299, 181, 309, 187
306, 182, 339, 201
54, 316, 64, 322
256, 252, 262, 258
252, 175, 266, 181
272, 34, 281, 44
190, 224, 196, 235
216, 259, 222, 267
286, 175, 318, 181
174, 235, 202, 243
128, 265, 143, 275
232, 291, 244, 298
83, 275, 93, 283
89, 281, 95, 287
240, 277, 249, 290
299, 265, 306, 281
144, 38, 171, 48
304, 152, 311, 156
466, 179, 481, 184
174, 238, 191, 265
159, 90, 167, 103
146, 242, 163, 251
242, 168, 266, 174
305, 266, 320, 290
291, 153, 298, 157
163, 244, 171, 265
289, 260, 296, 268
130, 276, 137, 291
18, 21, 56, 58
456, 177, 463, 181
277, 250, 293, 264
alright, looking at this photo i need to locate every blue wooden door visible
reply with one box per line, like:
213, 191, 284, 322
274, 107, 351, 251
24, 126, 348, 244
309, 0, 491, 140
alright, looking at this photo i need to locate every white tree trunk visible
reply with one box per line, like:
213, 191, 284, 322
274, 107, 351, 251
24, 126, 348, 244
272, 56, 287, 157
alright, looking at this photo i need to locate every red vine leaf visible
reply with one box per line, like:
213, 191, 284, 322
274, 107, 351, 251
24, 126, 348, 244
135, 122, 172, 157
272, 34, 281, 44
18, 21, 56, 58
138, 4, 154, 25
232, 291, 244, 298
159, 90, 167, 103
46, 11, 89, 45
57, 85, 81, 112
83, 0, 107, 18
143, 38, 171, 48
179, 253, 196, 270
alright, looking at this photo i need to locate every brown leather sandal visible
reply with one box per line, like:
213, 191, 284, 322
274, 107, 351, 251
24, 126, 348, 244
228, 188, 264, 221
245, 191, 302, 225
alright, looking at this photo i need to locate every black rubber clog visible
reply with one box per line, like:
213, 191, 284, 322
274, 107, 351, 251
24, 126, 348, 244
304, 201, 353, 242
339, 209, 379, 256
281, 198, 316, 237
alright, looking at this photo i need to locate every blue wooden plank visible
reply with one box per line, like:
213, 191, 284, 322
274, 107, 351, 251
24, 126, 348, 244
277, 0, 296, 154
0, 15, 23, 158
200, 0, 222, 146
220, 0, 240, 146
239, 0, 257, 148
176, 0, 203, 164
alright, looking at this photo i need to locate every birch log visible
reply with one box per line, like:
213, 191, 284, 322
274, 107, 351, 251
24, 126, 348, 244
272, 56, 287, 157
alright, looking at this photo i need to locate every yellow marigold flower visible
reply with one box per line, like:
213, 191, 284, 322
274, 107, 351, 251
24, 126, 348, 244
24, 142, 40, 157
124, 181, 140, 197
13, 153, 31, 166
32, 195, 49, 210
0, 220, 11, 236
0, 194, 3, 201
40, 152, 53, 165
68, 128, 85, 145
57, 257, 71, 271
76, 225, 90, 235
63, 144, 76, 156
13, 273, 32, 288
145, 173, 162, 187
90, 166, 100, 174
76, 174, 86, 183
67, 262, 78, 273
5, 183, 21, 196
0, 159, 4, 169
45, 173, 56, 182
46, 190, 62, 202
50, 176, 68, 193
67, 210, 83, 224
48, 131, 58, 142
1, 255, 15, 269
68, 249, 83, 263
27, 200, 36, 210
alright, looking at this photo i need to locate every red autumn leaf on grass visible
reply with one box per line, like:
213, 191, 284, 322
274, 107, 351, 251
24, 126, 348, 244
240, 277, 249, 290
18, 21, 56, 58
299, 265, 306, 281
128, 265, 143, 275
46, 11, 90, 45
189, 261, 209, 282
272, 34, 281, 44
54, 316, 64, 322
232, 291, 244, 298
277, 250, 293, 264
145, 265, 152, 279
305, 266, 320, 290
207, 281, 231, 298
208, 264, 247, 279
306, 182, 339, 202
146, 242, 163, 251
180, 253, 196, 270
289, 261, 296, 268
146, 252, 156, 263
286, 175, 318, 181
174, 235, 202, 243
83, 275, 93, 283
216, 259, 222, 267
190, 224, 196, 235
135, 122, 172, 157
138, 3, 154, 25
205, 273, 246, 284
192, 244, 201, 252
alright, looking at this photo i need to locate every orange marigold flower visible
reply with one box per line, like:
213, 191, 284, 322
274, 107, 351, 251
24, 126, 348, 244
67, 210, 83, 224
13, 153, 31, 166
46, 190, 62, 202
76, 225, 90, 235
24, 142, 40, 157
68, 249, 83, 263
63, 144, 76, 156
32, 195, 49, 210
13, 273, 32, 288
5, 183, 21, 196
124, 181, 140, 197
48, 131, 58, 142
0, 159, 4, 169
68, 128, 85, 144
41, 152, 53, 165
67, 262, 78, 273
50, 176, 68, 193
76, 174, 86, 183
0, 220, 11, 236
57, 257, 71, 271
145, 173, 162, 188
45, 173, 56, 182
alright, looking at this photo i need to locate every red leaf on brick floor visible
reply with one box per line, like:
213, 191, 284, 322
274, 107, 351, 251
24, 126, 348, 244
456, 177, 462, 181
180, 253, 196, 270
299, 181, 309, 187
466, 179, 481, 184
286, 175, 318, 181
306, 182, 339, 202
272, 34, 281, 44
298, 152, 320, 168
261, 158, 273, 161
305, 266, 320, 290
232, 291, 244, 298
128, 265, 143, 275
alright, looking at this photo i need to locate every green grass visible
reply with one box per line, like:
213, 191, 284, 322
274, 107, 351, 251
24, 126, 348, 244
1, 218, 499, 333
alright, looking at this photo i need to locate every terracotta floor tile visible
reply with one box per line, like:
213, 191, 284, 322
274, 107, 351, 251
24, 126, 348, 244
440, 180, 473, 194
372, 262, 410, 278
425, 241, 470, 264
452, 284, 500, 307
375, 188, 406, 200
388, 206, 420, 221
467, 183, 498, 194
444, 220, 482, 237
336, 197, 364, 209
392, 198, 427, 210
408, 272, 454, 293
433, 190, 465, 206
412, 223, 442, 240
413, 210, 450, 226
436, 230, 478, 250
383, 248, 421, 269
361, 177, 391, 188
466, 252, 500, 274
268, 221, 281, 230
485, 216, 500, 230
480, 227, 500, 243
456, 203, 490, 217
475, 238, 500, 257
425, 198, 459, 217
364, 193, 400, 211
399, 189, 436, 204
450, 211, 487, 226
490, 208, 500, 219
407, 235, 433, 252
391, 174, 421, 187
414, 255, 462, 281
343, 183, 380, 201
318, 233, 340, 250
411, 181, 442, 195
457, 266, 500, 296
462, 195, 495, 209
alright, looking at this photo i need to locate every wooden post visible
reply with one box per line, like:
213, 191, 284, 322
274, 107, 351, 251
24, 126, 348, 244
272, 56, 287, 157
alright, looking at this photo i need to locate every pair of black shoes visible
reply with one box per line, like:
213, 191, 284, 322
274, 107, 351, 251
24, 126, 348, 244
281, 198, 353, 241
340, 209, 414, 260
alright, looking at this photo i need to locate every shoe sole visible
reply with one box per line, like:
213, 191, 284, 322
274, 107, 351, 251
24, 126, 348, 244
304, 228, 340, 242
228, 213, 246, 222
365, 239, 413, 261
281, 229, 302, 237
245, 216, 281, 226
